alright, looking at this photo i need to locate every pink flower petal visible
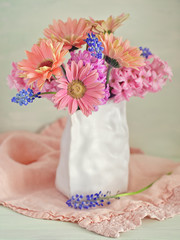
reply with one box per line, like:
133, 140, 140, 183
71, 61, 78, 80
83, 71, 98, 85
66, 65, 73, 82
78, 64, 91, 80
68, 98, 78, 114
77, 98, 92, 116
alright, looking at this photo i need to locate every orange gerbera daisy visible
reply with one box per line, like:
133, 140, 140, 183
44, 18, 91, 51
99, 33, 145, 69
89, 14, 129, 34
18, 39, 68, 90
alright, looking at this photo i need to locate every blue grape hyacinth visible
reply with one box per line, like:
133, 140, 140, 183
66, 191, 113, 210
66, 172, 172, 210
85, 33, 104, 59
11, 88, 41, 106
139, 47, 152, 59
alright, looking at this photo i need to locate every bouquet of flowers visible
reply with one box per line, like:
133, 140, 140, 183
8, 14, 172, 116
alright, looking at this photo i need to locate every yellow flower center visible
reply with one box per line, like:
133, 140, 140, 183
67, 80, 86, 99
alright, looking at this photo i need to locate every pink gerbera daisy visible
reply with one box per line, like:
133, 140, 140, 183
68, 50, 107, 83
44, 18, 91, 51
18, 39, 68, 90
99, 33, 145, 69
53, 60, 105, 116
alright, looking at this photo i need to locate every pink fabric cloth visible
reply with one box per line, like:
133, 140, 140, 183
0, 118, 180, 238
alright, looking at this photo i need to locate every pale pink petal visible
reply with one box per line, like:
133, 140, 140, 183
60, 94, 71, 108
86, 89, 104, 99
71, 61, 78, 80
83, 71, 98, 85
77, 99, 92, 116
82, 95, 100, 106
68, 98, 78, 114
77, 60, 84, 69
65, 65, 73, 82
78, 64, 91, 80
26, 51, 41, 67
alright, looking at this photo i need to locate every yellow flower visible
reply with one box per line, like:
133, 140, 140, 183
89, 14, 129, 34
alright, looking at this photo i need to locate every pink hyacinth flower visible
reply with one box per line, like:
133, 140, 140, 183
112, 81, 133, 102
109, 54, 172, 102
7, 62, 26, 91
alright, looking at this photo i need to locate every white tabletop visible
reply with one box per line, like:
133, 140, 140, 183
0, 206, 180, 240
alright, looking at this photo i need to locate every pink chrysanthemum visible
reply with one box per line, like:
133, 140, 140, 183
53, 60, 105, 116
44, 18, 91, 50
99, 33, 145, 69
68, 50, 107, 83
18, 39, 68, 90
89, 14, 129, 34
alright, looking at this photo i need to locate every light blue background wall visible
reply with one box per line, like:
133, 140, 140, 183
0, 0, 180, 160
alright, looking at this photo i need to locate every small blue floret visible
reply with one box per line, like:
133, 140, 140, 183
11, 88, 41, 106
66, 190, 112, 210
139, 47, 152, 59
84, 33, 104, 59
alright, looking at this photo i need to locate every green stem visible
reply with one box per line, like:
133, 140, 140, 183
61, 64, 67, 78
106, 65, 113, 84
38, 92, 56, 95
105, 172, 172, 200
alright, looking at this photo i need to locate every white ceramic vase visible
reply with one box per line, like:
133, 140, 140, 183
55, 100, 130, 198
